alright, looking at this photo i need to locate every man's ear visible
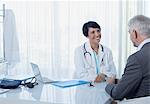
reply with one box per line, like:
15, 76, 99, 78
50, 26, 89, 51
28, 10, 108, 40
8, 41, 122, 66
134, 30, 138, 38
133, 30, 138, 39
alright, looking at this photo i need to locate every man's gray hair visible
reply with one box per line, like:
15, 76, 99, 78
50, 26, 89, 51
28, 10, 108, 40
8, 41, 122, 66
128, 15, 150, 37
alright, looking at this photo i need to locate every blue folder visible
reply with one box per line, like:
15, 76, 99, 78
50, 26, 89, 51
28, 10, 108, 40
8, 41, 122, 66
51, 80, 90, 88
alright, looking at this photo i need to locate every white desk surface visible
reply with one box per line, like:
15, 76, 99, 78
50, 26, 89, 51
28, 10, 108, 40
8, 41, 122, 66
0, 98, 58, 104
0, 82, 110, 104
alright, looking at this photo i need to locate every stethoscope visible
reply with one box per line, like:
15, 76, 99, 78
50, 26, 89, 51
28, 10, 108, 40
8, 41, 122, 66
83, 43, 104, 69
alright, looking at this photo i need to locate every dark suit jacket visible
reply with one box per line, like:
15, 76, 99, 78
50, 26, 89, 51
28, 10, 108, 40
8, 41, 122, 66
105, 42, 150, 100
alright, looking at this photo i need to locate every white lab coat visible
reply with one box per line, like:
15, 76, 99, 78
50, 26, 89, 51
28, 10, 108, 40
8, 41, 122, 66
73, 41, 116, 81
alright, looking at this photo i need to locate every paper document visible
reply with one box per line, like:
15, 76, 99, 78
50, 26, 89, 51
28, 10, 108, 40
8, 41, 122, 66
51, 80, 90, 88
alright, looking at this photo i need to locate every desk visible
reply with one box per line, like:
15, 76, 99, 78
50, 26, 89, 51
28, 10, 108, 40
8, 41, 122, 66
0, 98, 56, 104
0, 82, 110, 104
75, 82, 111, 104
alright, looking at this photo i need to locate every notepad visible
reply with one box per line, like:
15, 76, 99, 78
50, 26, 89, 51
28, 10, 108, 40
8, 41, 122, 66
51, 80, 90, 88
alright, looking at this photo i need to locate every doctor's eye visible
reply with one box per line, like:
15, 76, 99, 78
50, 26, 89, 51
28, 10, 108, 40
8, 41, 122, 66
91, 31, 95, 34
97, 29, 100, 33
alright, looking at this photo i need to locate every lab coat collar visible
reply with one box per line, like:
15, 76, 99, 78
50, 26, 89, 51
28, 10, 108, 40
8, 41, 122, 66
86, 41, 104, 53
86, 41, 94, 54
85, 41, 104, 63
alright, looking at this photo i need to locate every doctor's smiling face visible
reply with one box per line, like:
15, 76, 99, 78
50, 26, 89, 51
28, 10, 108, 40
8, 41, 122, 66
82, 21, 101, 45
87, 28, 101, 44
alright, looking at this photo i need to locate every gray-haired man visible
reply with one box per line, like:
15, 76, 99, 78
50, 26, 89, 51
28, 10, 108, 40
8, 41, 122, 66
105, 15, 150, 100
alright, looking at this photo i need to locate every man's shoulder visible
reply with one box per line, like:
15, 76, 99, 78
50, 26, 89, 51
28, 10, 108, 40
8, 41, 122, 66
128, 43, 150, 64
134, 43, 150, 57
127, 51, 141, 62
139, 42, 150, 53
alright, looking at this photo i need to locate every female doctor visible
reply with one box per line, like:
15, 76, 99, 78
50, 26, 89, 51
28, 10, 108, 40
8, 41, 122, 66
74, 21, 116, 84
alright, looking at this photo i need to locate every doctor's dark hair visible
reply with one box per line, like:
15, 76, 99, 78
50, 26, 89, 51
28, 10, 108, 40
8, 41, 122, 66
82, 21, 101, 37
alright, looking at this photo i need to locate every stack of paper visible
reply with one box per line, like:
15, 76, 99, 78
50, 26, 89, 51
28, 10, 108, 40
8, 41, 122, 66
51, 80, 90, 88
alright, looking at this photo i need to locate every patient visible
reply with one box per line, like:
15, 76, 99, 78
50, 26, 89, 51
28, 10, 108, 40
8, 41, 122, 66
105, 15, 150, 100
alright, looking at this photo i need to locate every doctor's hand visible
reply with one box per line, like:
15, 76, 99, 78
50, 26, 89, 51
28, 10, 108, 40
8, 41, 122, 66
106, 76, 116, 84
94, 73, 105, 83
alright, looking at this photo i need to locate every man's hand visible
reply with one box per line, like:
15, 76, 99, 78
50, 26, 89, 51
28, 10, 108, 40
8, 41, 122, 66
94, 73, 105, 82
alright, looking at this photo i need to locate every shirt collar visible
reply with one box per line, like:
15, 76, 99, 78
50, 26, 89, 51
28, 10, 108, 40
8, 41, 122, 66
86, 41, 103, 54
137, 38, 150, 51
